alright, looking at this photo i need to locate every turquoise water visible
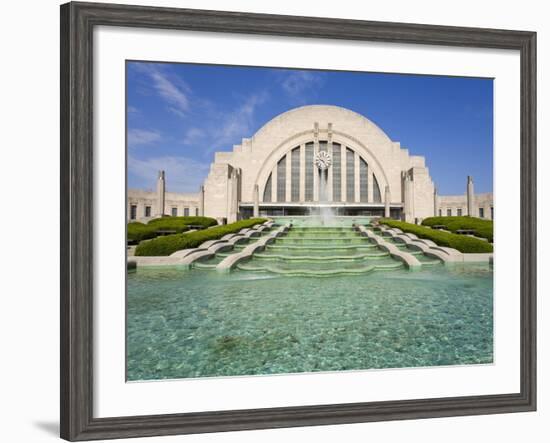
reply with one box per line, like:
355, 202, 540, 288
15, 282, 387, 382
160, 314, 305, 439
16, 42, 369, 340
127, 262, 493, 381
230, 225, 436, 275
272, 216, 373, 227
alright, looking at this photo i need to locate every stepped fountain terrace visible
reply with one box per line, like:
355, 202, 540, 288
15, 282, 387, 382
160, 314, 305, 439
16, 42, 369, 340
127, 216, 493, 381
187, 219, 443, 276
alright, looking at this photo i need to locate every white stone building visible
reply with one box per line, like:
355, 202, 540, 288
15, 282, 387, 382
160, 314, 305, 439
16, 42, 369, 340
127, 105, 493, 224
127, 171, 202, 221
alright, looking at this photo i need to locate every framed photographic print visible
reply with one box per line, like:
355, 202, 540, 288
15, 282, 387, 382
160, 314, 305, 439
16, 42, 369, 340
60, 1, 536, 441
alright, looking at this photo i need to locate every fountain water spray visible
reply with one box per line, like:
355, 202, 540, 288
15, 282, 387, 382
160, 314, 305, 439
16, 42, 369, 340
318, 169, 335, 226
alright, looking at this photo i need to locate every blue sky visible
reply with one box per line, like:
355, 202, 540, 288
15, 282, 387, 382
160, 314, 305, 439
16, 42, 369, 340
127, 61, 493, 195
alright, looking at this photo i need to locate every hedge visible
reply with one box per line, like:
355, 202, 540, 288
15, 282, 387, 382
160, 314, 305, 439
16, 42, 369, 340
127, 216, 217, 244
379, 219, 493, 253
127, 222, 159, 243
135, 218, 268, 256
421, 216, 493, 242
147, 216, 217, 230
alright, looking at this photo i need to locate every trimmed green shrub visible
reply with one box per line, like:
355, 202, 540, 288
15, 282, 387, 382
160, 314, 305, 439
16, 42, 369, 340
135, 218, 268, 256
127, 216, 217, 243
379, 219, 493, 253
147, 216, 217, 230
127, 222, 158, 243
421, 216, 493, 242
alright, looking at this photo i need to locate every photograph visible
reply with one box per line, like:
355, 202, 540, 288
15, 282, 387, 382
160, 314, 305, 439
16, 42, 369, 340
126, 61, 495, 381
0, 0, 541, 442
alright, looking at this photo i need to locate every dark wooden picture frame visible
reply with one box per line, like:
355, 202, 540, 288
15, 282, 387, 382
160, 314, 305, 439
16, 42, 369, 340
60, 1, 536, 440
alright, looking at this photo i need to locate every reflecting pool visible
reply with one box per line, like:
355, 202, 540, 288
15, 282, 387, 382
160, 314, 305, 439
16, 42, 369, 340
127, 262, 493, 381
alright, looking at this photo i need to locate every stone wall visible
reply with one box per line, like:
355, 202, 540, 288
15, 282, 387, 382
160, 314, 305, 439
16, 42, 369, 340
127, 188, 200, 222
437, 192, 494, 220
409, 166, 436, 222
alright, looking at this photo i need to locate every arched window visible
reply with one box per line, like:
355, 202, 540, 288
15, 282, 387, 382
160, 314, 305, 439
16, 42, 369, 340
260, 141, 384, 205
359, 158, 368, 202
263, 172, 272, 202
304, 142, 314, 201
277, 155, 286, 202
291, 147, 300, 202
346, 148, 355, 202
373, 174, 381, 203
332, 143, 341, 201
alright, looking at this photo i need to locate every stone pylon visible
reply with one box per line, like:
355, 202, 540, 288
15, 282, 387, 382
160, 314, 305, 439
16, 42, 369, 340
227, 168, 240, 223
198, 185, 205, 216
467, 176, 475, 216
384, 185, 391, 218
253, 184, 259, 217
156, 170, 165, 216
403, 173, 413, 222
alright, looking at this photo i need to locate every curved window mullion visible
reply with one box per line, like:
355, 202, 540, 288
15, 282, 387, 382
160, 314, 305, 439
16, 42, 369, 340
332, 144, 341, 202
346, 148, 355, 202
359, 157, 368, 202
305, 142, 314, 201
263, 172, 272, 202
373, 173, 381, 203
291, 147, 300, 202
277, 155, 286, 202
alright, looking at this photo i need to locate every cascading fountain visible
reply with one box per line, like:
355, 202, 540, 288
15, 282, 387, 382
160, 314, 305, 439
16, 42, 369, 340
315, 149, 335, 227
190, 149, 442, 275
318, 168, 335, 226
236, 224, 403, 276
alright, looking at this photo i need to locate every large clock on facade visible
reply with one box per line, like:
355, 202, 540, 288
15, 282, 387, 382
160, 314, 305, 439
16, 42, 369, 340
314, 151, 332, 170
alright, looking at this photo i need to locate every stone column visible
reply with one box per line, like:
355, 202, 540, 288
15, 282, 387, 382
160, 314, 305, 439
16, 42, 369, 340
299, 144, 305, 202
341, 148, 347, 203
313, 122, 319, 202
484, 204, 491, 220
367, 168, 374, 203
402, 174, 407, 221
354, 151, 360, 203
433, 187, 438, 217
285, 152, 292, 202
156, 170, 165, 216
271, 164, 277, 203
253, 184, 259, 217
198, 185, 205, 216
384, 186, 391, 218
403, 173, 413, 222
327, 123, 333, 202
226, 169, 234, 222
467, 175, 475, 216
232, 169, 239, 222
227, 168, 239, 223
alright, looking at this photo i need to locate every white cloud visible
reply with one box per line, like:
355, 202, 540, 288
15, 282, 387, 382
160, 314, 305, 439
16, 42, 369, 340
182, 127, 205, 145
280, 71, 324, 103
131, 63, 271, 154
128, 155, 210, 193
211, 92, 269, 150
180, 91, 269, 154
128, 128, 162, 148
138, 64, 191, 116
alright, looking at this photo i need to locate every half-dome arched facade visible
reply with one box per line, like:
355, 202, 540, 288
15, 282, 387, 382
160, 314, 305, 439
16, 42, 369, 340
202, 105, 434, 222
